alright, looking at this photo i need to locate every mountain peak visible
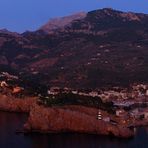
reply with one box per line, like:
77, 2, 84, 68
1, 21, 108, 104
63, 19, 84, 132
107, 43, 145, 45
102, 7, 114, 12
87, 8, 146, 22
0, 29, 11, 34
40, 12, 87, 33
0, 28, 19, 36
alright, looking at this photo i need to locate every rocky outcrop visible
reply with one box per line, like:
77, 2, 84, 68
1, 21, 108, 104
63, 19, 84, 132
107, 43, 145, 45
0, 93, 136, 138
0, 94, 36, 112
133, 120, 148, 127
40, 12, 87, 33
24, 105, 134, 138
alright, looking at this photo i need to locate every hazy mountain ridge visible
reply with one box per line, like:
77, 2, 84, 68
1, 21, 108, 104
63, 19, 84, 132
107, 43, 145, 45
0, 8, 148, 89
39, 12, 87, 33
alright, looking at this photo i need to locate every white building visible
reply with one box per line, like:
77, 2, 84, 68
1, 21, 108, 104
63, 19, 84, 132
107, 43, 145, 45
72, 90, 78, 94
146, 90, 148, 96
103, 117, 110, 122
89, 91, 98, 97
144, 112, 148, 119
116, 109, 126, 117
0, 81, 8, 87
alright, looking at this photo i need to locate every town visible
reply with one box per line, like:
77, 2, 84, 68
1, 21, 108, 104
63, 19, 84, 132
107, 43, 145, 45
0, 71, 148, 133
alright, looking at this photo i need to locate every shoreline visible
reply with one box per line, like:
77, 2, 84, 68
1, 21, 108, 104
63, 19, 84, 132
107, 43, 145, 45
0, 94, 138, 138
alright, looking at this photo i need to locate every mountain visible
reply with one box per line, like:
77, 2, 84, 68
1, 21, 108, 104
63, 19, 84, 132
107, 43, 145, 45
39, 12, 87, 33
0, 8, 148, 89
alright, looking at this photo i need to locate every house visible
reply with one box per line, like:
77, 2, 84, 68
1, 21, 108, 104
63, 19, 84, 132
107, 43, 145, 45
0, 81, 8, 87
47, 90, 55, 95
146, 90, 148, 96
130, 108, 139, 118
47, 87, 60, 95
110, 119, 118, 125
72, 90, 78, 94
63, 87, 70, 93
78, 92, 89, 96
103, 117, 110, 122
116, 109, 126, 117
144, 112, 148, 119
131, 108, 148, 120
12, 86, 23, 94
89, 91, 98, 97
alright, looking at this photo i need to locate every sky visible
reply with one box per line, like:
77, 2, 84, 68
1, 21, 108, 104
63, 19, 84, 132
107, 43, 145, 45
0, 0, 148, 33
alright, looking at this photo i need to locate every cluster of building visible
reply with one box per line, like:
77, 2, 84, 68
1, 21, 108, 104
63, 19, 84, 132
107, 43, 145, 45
0, 72, 18, 80
46, 84, 148, 126
47, 87, 104, 98
130, 108, 148, 120
0, 72, 24, 96
0, 80, 24, 96
47, 84, 148, 102
96, 107, 148, 127
1, 72, 147, 124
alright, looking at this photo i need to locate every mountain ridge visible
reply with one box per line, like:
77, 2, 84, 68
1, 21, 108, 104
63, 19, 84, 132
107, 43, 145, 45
39, 12, 87, 33
0, 8, 148, 89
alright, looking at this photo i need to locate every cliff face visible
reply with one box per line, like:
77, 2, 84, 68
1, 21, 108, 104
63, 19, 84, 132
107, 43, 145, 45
0, 93, 134, 138
24, 105, 134, 138
0, 94, 36, 112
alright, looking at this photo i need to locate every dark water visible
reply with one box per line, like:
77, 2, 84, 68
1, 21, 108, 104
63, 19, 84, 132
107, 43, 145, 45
0, 112, 148, 148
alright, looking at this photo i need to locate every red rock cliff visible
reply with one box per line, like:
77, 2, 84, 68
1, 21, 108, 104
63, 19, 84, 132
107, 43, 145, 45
24, 105, 134, 138
0, 94, 36, 112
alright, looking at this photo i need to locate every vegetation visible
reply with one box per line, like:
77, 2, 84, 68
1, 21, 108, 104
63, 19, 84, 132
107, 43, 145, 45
39, 93, 114, 113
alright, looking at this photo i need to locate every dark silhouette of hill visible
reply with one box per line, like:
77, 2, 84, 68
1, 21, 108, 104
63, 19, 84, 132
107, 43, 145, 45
0, 8, 148, 89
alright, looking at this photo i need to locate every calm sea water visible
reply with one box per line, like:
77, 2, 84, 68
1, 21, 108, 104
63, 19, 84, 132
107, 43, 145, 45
0, 111, 147, 148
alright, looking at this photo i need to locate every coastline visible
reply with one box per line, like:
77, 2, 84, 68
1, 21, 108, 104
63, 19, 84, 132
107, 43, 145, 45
0, 94, 135, 138
24, 105, 134, 138
0, 94, 36, 113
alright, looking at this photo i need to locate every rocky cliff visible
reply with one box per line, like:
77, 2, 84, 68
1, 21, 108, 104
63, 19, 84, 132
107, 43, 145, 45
24, 105, 134, 138
0, 94, 36, 112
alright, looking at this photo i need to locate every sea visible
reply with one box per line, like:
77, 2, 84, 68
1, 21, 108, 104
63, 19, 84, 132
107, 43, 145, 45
0, 111, 147, 148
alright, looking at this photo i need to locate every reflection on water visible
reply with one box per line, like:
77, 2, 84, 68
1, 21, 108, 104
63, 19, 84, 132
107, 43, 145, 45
0, 111, 147, 148
145, 127, 148, 134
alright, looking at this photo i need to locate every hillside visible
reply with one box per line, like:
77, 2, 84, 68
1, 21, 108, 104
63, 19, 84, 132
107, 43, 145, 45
0, 8, 148, 89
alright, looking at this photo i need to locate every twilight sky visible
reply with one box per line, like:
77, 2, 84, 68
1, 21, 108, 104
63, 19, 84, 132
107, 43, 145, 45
0, 0, 148, 33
